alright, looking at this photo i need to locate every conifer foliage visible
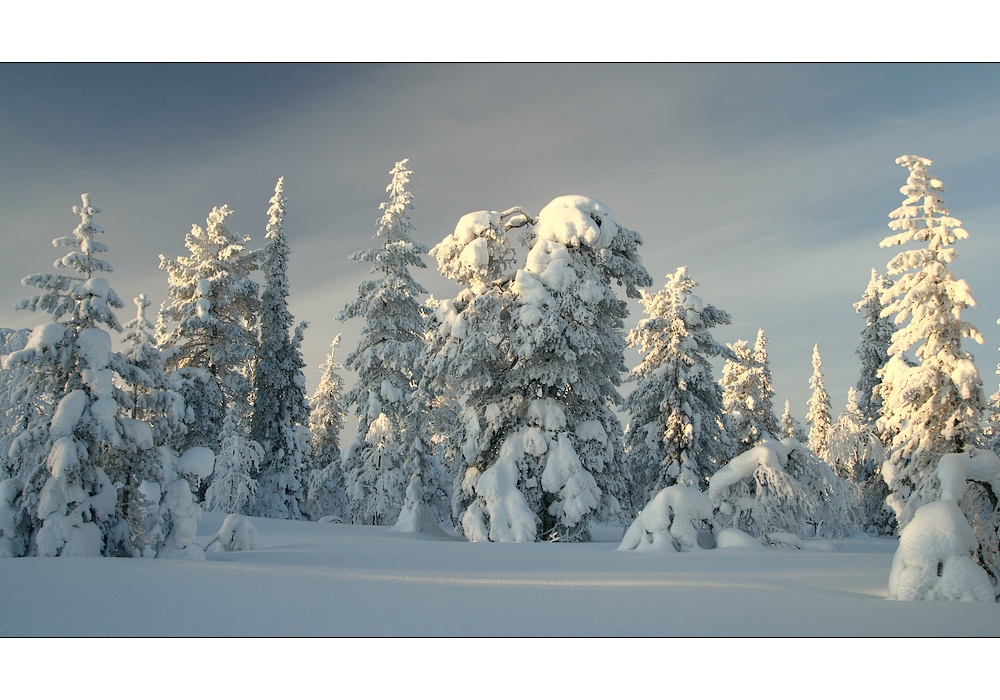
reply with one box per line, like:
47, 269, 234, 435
3, 195, 134, 556
806, 344, 832, 459
722, 330, 779, 454
339, 159, 441, 526
854, 269, 893, 427
251, 178, 309, 520
625, 266, 733, 499
304, 336, 347, 520
877, 155, 986, 529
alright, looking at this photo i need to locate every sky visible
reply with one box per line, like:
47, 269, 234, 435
2, 63, 1000, 426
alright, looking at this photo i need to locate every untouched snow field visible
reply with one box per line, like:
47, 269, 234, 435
1, 511, 998, 637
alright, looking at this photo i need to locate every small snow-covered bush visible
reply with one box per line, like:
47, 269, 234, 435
618, 485, 715, 552
887, 456, 995, 602
210, 514, 261, 552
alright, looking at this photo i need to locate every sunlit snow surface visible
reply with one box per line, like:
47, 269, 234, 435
1, 512, 998, 636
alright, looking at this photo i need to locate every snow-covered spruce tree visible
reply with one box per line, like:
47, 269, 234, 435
112, 293, 186, 553
854, 269, 894, 427
721, 331, 779, 454
251, 178, 309, 520
496, 196, 651, 541
2, 194, 143, 556
158, 204, 260, 451
303, 335, 347, 520
780, 399, 807, 442
805, 344, 832, 459
204, 403, 260, 516
339, 159, 444, 526
624, 266, 734, 500
423, 208, 529, 539
826, 387, 887, 531
0, 328, 33, 480
877, 155, 986, 531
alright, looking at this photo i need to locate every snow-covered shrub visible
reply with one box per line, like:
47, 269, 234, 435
617, 485, 715, 552
781, 438, 863, 538
205, 405, 261, 515
154, 446, 214, 560
709, 439, 814, 539
210, 513, 261, 552
708, 435, 862, 541
887, 455, 995, 602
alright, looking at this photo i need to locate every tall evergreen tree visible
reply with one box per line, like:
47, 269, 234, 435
113, 293, 185, 553
806, 344, 832, 458
251, 178, 309, 520
339, 159, 439, 525
158, 204, 261, 447
423, 208, 527, 539
854, 269, 893, 427
304, 336, 348, 520
877, 155, 986, 530
485, 196, 651, 541
3, 195, 138, 556
624, 266, 733, 499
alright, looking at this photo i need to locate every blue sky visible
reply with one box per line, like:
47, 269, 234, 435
2, 64, 999, 424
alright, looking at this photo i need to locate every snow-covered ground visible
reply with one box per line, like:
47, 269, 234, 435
2, 511, 997, 637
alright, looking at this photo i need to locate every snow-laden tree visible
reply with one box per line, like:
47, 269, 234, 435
0, 329, 33, 480
888, 453, 999, 602
481, 196, 651, 541
204, 404, 260, 515
826, 387, 888, 531
721, 331, 778, 453
854, 269, 893, 427
624, 266, 733, 499
158, 204, 260, 443
780, 400, 807, 442
251, 178, 309, 520
303, 336, 347, 520
112, 293, 186, 553
709, 437, 860, 540
877, 155, 986, 531
781, 439, 863, 538
3, 195, 139, 556
423, 208, 525, 538
805, 344, 832, 458
339, 159, 444, 525
709, 439, 815, 539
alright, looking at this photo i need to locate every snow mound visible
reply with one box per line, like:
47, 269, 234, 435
211, 514, 261, 552
618, 485, 715, 553
715, 527, 762, 549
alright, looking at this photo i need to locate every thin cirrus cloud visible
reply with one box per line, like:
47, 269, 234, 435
1, 64, 999, 420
